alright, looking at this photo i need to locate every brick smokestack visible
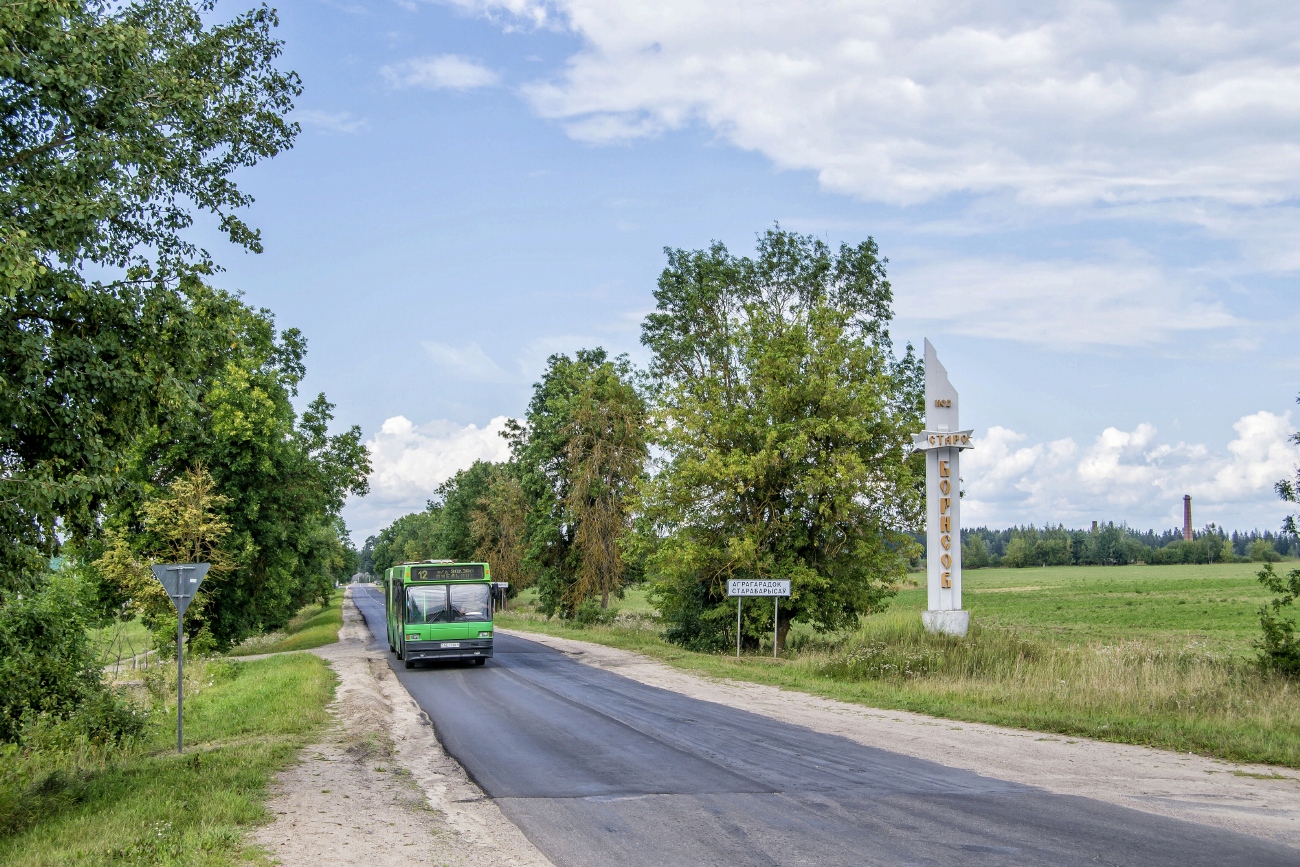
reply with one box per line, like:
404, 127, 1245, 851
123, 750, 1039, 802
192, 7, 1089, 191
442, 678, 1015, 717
1183, 495, 1193, 541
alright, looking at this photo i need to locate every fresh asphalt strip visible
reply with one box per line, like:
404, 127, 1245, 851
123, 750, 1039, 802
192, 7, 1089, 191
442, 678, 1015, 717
353, 586, 1296, 867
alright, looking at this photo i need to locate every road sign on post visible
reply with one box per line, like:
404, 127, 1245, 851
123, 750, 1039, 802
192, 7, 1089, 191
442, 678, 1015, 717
151, 563, 210, 753
725, 580, 791, 658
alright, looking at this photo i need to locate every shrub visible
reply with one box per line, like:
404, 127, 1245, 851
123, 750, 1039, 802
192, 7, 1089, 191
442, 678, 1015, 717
1256, 563, 1300, 677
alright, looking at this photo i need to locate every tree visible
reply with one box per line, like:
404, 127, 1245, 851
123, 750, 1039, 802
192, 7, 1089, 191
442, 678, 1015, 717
432, 462, 499, 562
469, 464, 532, 593
962, 536, 992, 569
95, 466, 233, 649
638, 227, 923, 652
0, 0, 300, 590
370, 509, 442, 576
564, 363, 648, 610
507, 349, 646, 618
102, 307, 370, 646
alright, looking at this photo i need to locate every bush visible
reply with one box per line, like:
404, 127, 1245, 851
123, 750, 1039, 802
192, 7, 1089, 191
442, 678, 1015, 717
1250, 539, 1283, 563
1257, 563, 1300, 677
572, 598, 618, 627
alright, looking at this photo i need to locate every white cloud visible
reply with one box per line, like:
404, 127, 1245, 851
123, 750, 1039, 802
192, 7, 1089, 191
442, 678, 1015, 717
466, 0, 1300, 211
893, 254, 1237, 347
296, 109, 370, 135
961, 412, 1300, 530
422, 340, 513, 382
381, 54, 500, 90
344, 415, 514, 538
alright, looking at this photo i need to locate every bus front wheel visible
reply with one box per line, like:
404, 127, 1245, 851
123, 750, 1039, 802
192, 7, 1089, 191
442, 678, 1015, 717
474, 658, 486, 666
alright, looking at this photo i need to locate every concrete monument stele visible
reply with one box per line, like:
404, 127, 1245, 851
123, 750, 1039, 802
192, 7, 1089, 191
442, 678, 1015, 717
912, 339, 974, 637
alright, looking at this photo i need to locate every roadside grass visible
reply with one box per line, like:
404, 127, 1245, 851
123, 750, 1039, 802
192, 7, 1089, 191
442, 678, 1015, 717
0, 653, 335, 865
228, 588, 344, 656
498, 563, 1300, 768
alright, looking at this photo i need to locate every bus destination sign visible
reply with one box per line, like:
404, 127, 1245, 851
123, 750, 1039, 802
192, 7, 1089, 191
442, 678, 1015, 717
411, 564, 485, 582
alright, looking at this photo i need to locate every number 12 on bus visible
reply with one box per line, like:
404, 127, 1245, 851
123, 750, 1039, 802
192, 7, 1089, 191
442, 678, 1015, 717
385, 562, 494, 669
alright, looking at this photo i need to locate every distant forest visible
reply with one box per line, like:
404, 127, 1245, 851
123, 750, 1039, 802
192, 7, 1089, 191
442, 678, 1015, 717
920, 524, 1298, 568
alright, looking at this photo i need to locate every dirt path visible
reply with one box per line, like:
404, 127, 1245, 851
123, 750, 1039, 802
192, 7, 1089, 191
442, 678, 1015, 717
500, 627, 1300, 850
250, 591, 554, 867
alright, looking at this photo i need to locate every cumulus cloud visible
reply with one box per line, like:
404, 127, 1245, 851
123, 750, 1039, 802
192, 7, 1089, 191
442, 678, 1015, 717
296, 109, 370, 135
343, 415, 514, 538
961, 411, 1300, 530
893, 254, 1237, 347
381, 54, 500, 90
463, 0, 1300, 211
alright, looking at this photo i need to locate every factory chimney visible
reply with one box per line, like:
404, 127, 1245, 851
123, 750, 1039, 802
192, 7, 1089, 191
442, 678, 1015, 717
1183, 495, 1193, 541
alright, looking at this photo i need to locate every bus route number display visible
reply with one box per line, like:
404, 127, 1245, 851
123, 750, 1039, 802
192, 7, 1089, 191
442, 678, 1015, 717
412, 564, 484, 582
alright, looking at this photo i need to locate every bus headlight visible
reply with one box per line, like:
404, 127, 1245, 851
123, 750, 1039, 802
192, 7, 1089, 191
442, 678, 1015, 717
479, 631, 491, 638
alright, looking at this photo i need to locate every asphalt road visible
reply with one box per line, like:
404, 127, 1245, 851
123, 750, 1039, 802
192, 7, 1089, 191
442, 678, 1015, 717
352, 586, 1296, 866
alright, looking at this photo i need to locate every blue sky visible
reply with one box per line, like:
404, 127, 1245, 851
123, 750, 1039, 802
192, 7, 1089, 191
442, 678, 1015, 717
207, 0, 1300, 540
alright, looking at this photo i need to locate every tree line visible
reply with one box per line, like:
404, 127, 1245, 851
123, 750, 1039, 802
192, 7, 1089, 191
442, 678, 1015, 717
0, 1, 367, 744
956, 524, 1298, 570
369, 229, 927, 653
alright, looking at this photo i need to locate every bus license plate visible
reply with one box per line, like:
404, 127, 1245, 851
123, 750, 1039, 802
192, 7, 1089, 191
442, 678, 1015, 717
441, 642, 461, 648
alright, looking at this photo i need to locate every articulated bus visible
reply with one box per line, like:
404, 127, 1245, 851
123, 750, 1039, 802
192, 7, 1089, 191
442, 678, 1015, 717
384, 561, 493, 668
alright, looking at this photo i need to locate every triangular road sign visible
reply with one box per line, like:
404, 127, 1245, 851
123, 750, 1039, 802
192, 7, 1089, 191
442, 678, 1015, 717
150, 563, 210, 617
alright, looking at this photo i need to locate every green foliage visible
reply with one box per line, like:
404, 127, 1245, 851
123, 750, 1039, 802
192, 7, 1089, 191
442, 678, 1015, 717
508, 349, 646, 618
1, 0, 300, 590
1250, 538, 1283, 563
102, 309, 370, 646
961, 535, 992, 569
434, 461, 501, 563
1256, 563, 1300, 677
0, 571, 143, 745
369, 509, 442, 575
638, 227, 923, 651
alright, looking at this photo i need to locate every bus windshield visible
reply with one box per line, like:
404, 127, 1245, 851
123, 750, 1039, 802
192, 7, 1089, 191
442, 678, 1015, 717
405, 584, 491, 624
450, 583, 491, 622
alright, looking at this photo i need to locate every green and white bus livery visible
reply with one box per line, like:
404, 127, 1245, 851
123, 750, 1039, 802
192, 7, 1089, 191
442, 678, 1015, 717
385, 561, 493, 668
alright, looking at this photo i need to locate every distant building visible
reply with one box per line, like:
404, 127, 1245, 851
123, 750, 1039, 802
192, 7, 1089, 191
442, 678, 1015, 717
1183, 495, 1193, 541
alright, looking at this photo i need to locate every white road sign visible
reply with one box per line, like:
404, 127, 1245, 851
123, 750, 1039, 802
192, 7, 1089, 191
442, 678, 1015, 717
726, 580, 791, 597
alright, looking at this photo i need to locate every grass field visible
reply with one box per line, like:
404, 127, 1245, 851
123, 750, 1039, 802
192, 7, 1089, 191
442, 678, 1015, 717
0, 653, 335, 865
227, 588, 345, 656
499, 562, 1300, 767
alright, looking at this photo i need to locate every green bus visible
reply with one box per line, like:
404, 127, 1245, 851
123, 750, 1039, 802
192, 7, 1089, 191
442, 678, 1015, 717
385, 561, 493, 668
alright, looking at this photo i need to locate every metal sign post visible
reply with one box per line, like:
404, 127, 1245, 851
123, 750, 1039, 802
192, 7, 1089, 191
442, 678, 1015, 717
150, 563, 210, 753
726, 580, 791, 657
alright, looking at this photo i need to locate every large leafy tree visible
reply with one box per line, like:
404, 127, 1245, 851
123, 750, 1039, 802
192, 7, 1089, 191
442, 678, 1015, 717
110, 306, 370, 644
638, 227, 923, 652
507, 349, 646, 617
0, 0, 300, 589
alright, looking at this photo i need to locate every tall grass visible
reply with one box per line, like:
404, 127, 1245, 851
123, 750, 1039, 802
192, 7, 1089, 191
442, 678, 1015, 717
227, 589, 343, 656
0, 654, 334, 864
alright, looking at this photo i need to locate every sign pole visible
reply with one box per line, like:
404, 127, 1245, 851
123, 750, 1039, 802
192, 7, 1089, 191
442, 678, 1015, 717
177, 602, 184, 753
150, 563, 209, 755
736, 598, 742, 658
773, 597, 779, 658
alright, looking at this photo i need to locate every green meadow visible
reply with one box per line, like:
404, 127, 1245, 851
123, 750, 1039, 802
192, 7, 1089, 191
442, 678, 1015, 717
908, 562, 1272, 654
500, 562, 1300, 767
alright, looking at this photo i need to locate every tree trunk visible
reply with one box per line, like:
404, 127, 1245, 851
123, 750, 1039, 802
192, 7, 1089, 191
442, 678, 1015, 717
601, 590, 609, 610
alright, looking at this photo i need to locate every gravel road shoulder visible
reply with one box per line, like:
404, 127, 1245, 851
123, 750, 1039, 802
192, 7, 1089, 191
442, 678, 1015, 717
500, 627, 1300, 849
249, 591, 554, 867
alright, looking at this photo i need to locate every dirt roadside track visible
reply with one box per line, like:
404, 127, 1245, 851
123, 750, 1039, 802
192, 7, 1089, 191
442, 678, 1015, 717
499, 627, 1300, 850
249, 590, 554, 867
